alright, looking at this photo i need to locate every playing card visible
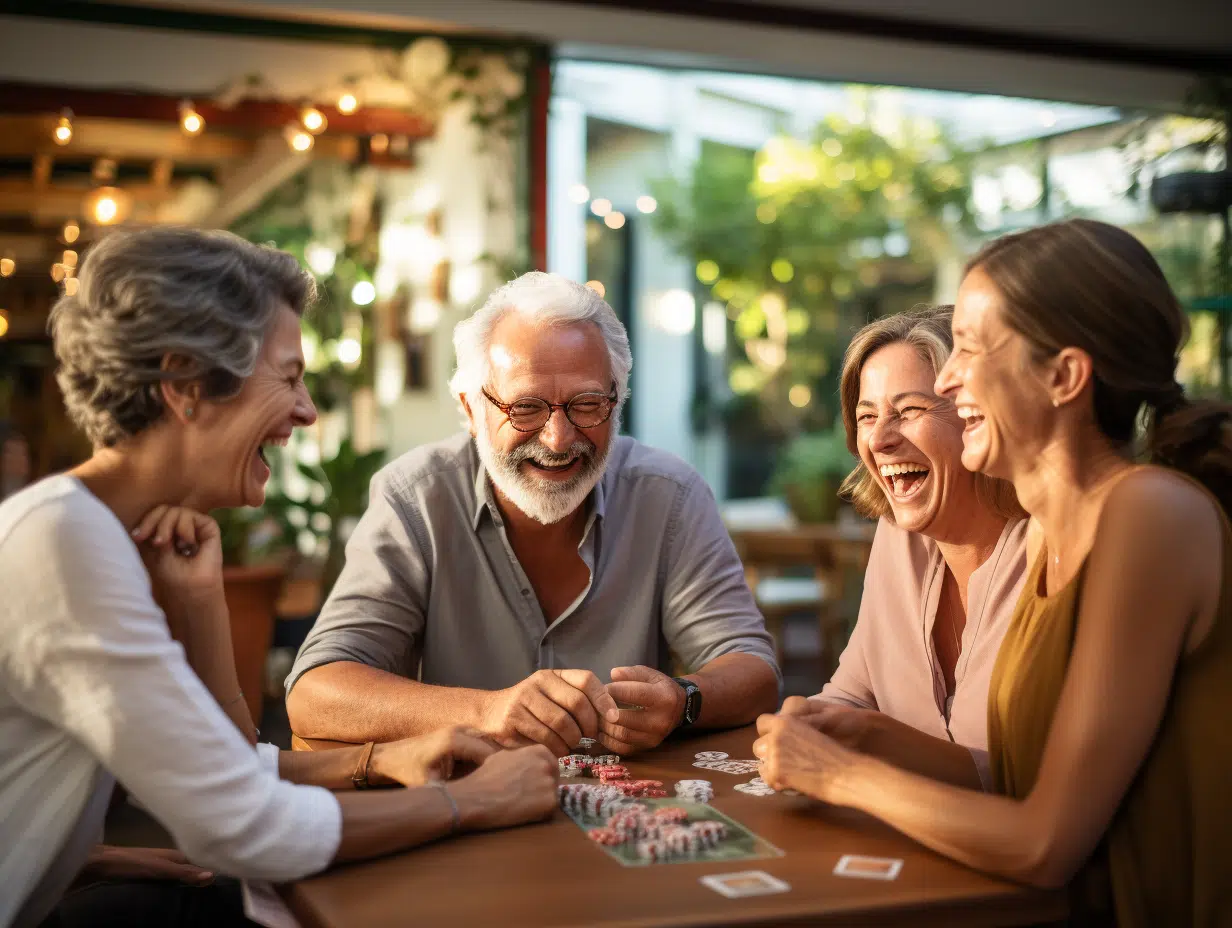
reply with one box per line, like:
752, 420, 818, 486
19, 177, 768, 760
700, 870, 791, 899
693, 759, 760, 775
833, 855, 903, 880
733, 782, 775, 796
694, 751, 729, 761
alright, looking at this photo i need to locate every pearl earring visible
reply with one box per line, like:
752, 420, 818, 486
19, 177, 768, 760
185, 407, 194, 418
1052, 398, 1059, 408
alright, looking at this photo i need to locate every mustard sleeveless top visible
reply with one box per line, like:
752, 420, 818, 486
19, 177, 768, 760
986, 476, 1232, 927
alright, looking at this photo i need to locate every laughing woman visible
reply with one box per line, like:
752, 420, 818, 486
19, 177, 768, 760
755, 219, 1232, 925
781, 307, 1026, 791
0, 228, 557, 928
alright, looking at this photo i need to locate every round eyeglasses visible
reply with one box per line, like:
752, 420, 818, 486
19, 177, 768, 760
481, 383, 618, 433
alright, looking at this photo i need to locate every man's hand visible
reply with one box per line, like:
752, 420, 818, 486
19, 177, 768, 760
479, 669, 620, 757
599, 665, 687, 754
77, 845, 214, 887
370, 726, 499, 787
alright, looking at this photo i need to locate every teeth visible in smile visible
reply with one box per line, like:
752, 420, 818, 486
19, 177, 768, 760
956, 406, 982, 420
878, 463, 929, 477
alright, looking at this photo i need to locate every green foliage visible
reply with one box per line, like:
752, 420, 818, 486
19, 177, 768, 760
652, 109, 973, 440
273, 439, 388, 597
767, 420, 857, 523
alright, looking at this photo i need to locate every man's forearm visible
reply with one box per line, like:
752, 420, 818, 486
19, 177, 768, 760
287, 661, 494, 743
688, 652, 780, 729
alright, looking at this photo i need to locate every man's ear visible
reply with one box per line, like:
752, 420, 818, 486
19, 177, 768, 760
460, 392, 479, 438
158, 354, 202, 424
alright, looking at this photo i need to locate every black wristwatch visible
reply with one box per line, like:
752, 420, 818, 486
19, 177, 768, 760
672, 677, 702, 729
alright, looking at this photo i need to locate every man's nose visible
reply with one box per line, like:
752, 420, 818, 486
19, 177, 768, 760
538, 407, 577, 453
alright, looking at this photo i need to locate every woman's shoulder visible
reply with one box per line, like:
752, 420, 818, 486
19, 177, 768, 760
1091, 466, 1223, 584
0, 475, 131, 573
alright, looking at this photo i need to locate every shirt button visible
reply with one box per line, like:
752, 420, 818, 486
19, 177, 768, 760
521, 588, 530, 596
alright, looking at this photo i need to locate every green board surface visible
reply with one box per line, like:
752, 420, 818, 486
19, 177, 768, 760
564, 798, 784, 868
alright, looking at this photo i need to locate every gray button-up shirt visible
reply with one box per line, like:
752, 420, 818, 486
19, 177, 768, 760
287, 432, 779, 693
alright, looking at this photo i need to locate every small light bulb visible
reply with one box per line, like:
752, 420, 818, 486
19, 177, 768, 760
53, 109, 73, 146
301, 106, 327, 134
590, 198, 612, 217
0, 258, 14, 277
95, 196, 118, 223
604, 211, 626, 230
285, 125, 314, 152
636, 195, 657, 214
568, 184, 590, 204
63, 221, 80, 244
351, 281, 376, 306
64, 277, 80, 296
62, 250, 78, 268
51, 264, 66, 283
0, 311, 8, 339
585, 280, 606, 298
337, 92, 358, 115
369, 133, 389, 154
178, 100, 204, 136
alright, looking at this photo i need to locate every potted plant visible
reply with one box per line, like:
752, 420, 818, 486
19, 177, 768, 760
276, 438, 388, 599
214, 505, 294, 724
768, 419, 857, 524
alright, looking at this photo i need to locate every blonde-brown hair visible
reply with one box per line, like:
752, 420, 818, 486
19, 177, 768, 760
837, 305, 1024, 522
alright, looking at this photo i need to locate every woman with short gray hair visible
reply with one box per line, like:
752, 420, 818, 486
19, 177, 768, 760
0, 227, 557, 928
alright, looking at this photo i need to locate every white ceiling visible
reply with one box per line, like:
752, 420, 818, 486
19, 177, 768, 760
13, 0, 1230, 109
735, 0, 1230, 52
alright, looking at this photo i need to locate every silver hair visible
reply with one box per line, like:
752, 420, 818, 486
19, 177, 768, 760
449, 271, 632, 404
49, 226, 315, 447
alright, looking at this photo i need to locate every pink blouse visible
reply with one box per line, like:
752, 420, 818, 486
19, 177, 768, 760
816, 516, 1029, 789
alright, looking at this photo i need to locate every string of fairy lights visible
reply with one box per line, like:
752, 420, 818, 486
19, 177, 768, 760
0, 87, 374, 338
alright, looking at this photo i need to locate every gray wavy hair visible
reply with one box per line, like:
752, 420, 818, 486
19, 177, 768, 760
449, 272, 632, 405
49, 226, 315, 448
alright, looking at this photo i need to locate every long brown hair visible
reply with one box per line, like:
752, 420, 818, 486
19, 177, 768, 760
837, 305, 1023, 522
968, 218, 1232, 510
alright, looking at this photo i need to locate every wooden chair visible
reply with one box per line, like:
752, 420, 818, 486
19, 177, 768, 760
730, 524, 875, 681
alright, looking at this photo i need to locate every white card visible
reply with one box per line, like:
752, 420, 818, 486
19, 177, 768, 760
241, 880, 302, 928
700, 870, 791, 899
694, 751, 729, 761
733, 782, 775, 796
693, 759, 760, 774
833, 855, 903, 881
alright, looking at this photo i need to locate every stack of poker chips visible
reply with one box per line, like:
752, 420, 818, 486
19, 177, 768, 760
673, 778, 715, 804
558, 754, 594, 778
558, 783, 627, 819
609, 778, 667, 798
586, 803, 729, 860
591, 764, 629, 785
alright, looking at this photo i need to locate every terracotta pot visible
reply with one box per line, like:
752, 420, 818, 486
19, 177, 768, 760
222, 563, 287, 724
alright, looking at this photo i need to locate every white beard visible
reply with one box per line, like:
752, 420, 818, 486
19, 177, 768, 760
474, 412, 615, 525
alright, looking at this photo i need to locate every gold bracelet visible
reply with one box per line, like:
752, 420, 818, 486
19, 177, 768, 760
351, 742, 376, 790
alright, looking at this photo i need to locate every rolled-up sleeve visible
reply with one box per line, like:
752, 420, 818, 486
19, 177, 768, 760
287, 468, 430, 693
2, 505, 341, 881
660, 475, 781, 683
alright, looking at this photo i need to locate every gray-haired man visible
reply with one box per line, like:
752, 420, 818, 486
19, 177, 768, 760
287, 272, 779, 756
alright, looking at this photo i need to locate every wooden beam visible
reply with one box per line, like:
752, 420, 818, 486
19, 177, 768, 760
0, 179, 178, 222
0, 82, 436, 140
0, 115, 253, 162
203, 133, 313, 229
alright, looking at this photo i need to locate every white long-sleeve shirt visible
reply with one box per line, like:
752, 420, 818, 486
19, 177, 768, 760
0, 476, 341, 928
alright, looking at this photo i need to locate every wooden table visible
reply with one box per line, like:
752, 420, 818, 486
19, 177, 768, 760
286, 726, 1066, 928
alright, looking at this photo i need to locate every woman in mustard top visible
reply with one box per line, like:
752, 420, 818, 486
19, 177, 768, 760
754, 218, 1232, 926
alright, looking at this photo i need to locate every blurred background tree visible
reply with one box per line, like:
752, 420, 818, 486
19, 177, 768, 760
652, 104, 974, 503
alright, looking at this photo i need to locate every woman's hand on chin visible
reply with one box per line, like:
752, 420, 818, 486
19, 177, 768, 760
753, 713, 865, 805
132, 505, 226, 609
